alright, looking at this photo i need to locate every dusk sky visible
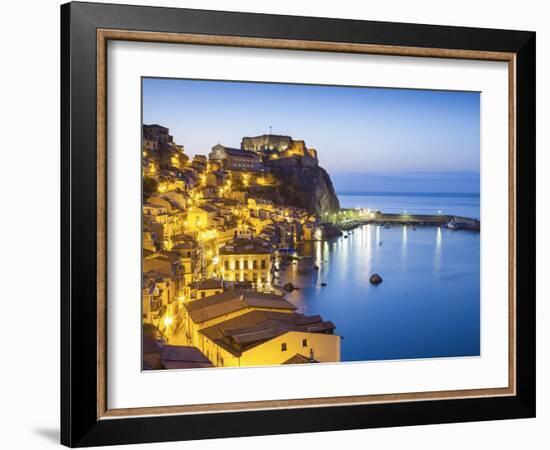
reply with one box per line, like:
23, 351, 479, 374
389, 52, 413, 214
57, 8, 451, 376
143, 78, 480, 194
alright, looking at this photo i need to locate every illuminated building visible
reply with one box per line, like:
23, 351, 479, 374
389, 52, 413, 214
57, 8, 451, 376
199, 309, 340, 367
219, 241, 272, 286
142, 124, 189, 168
191, 154, 208, 174
209, 144, 264, 172
241, 134, 293, 152
171, 237, 199, 288
190, 278, 224, 300
205, 170, 229, 188
240, 134, 319, 165
181, 289, 296, 346
186, 205, 219, 232
142, 269, 180, 333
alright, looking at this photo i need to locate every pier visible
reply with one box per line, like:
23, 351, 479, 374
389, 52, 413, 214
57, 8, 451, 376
335, 211, 480, 232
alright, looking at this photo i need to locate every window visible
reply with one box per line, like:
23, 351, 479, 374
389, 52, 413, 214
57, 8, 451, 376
302, 339, 308, 347
261, 260, 266, 269
235, 260, 240, 270
201, 292, 206, 298
281, 343, 287, 352
224, 260, 229, 270
243, 260, 248, 270
252, 260, 258, 269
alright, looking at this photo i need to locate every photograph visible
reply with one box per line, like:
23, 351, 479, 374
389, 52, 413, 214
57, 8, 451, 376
53, 1, 536, 446
141, 78, 481, 370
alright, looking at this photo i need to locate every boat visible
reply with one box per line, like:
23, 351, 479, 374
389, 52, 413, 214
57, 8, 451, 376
446, 220, 458, 230
276, 247, 299, 258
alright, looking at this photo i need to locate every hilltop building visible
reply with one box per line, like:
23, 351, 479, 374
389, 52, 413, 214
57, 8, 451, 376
241, 134, 293, 152
209, 144, 264, 172
241, 134, 318, 164
143, 124, 173, 150
143, 124, 188, 169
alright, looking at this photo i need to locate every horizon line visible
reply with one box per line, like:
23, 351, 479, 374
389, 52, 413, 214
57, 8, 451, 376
337, 191, 480, 197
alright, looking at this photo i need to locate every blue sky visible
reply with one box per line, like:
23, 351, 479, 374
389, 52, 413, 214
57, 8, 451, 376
143, 78, 480, 193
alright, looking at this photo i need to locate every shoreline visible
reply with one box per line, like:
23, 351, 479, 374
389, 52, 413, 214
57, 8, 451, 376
346, 213, 479, 230
321, 211, 480, 238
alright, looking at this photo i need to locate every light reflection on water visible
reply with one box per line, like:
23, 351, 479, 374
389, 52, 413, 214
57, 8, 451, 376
278, 224, 480, 362
435, 226, 443, 273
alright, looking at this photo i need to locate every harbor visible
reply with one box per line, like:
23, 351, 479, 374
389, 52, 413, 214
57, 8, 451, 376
337, 211, 480, 231
277, 222, 481, 362
322, 208, 480, 236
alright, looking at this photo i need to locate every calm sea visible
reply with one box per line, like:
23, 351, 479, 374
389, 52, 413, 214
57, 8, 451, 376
338, 192, 480, 219
277, 192, 480, 362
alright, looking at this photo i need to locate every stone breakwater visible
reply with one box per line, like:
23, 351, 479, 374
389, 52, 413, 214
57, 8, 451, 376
336, 213, 480, 232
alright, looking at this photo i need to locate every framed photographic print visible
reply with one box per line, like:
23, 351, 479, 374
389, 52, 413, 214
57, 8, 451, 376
60, 1, 536, 447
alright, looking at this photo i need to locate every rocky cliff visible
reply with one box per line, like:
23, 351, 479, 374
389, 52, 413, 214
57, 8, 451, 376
263, 157, 340, 216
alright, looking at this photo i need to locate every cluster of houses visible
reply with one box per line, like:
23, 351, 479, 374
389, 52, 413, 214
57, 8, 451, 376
142, 124, 339, 370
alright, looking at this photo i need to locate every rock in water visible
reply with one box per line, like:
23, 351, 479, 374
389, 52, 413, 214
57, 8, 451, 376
369, 274, 383, 285
283, 282, 296, 292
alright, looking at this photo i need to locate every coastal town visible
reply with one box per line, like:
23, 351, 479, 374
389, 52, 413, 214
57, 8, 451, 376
141, 124, 481, 370
142, 124, 342, 370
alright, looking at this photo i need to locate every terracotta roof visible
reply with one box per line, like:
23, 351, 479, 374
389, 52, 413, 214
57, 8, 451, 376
198, 204, 218, 213
219, 242, 270, 255
184, 289, 296, 324
223, 147, 260, 159
199, 310, 335, 357
191, 278, 224, 291
159, 345, 214, 369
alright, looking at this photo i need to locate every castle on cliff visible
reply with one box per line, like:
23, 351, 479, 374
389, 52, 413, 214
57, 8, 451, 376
209, 134, 319, 172
241, 134, 318, 164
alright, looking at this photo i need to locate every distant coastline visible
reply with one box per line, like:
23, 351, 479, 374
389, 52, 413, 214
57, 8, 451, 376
336, 191, 481, 222
337, 191, 480, 198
